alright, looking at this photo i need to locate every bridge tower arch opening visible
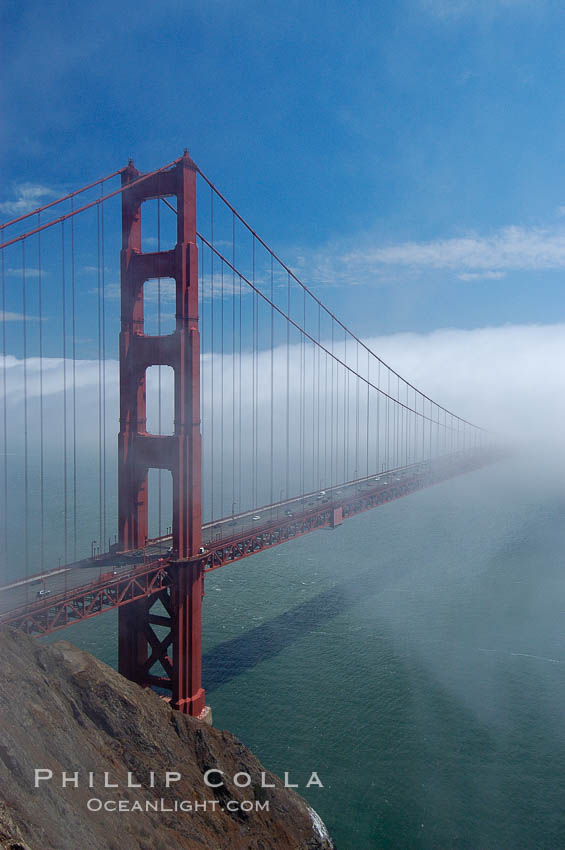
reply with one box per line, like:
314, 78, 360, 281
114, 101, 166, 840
117, 152, 208, 719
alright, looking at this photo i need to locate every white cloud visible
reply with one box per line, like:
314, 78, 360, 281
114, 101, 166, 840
0, 183, 59, 218
144, 280, 176, 302
0, 311, 42, 322
298, 223, 565, 286
93, 280, 179, 304
91, 283, 120, 300
6, 267, 43, 278
0, 321, 562, 446
348, 226, 565, 272
457, 271, 506, 281
100, 277, 247, 303
361, 323, 565, 444
0, 322, 562, 553
420, 0, 540, 20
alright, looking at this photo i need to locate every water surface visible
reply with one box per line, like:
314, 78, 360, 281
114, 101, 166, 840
45, 455, 565, 849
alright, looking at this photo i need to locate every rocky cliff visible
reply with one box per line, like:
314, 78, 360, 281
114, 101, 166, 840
0, 628, 334, 850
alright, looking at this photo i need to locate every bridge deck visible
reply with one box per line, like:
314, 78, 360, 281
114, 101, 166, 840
0, 449, 498, 635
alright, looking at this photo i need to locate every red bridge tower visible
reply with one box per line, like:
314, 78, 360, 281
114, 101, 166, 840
117, 152, 208, 720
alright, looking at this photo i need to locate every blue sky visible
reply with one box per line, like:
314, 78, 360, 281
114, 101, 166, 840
2, 0, 565, 338
3, 0, 565, 575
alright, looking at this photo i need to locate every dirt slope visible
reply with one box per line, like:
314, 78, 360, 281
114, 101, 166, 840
0, 628, 334, 850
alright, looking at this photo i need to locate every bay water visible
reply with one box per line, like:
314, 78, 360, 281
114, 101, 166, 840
41, 453, 565, 849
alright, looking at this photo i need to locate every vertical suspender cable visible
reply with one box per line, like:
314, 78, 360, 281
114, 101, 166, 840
400, 383, 404, 467
96, 204, 102, 555
341, 354, 344, 480
392, 375, 396, 468
377, 360, 380, 471
395, 383, 398, 470
101, 188, 107, 550
395, 375, 399, 468
366, 349, 370, 478
311, 321, 315, 493
336, 359, 340, 486
324, 320, 328, 490
71, 202, 77, 560
22, 244, 29, 590
252, 237, 256, 510
286, 273, 290, 501
391, 370, 395, 468
415, 388, 418, 463
298, 292, 302, 497
221, 261, 224, 516
238, 273, 242, 513
391, 371, 395, 468
356, 341, 359, 480
429, 398, 432, 459
62, 222, 68, 566
38, 214, 45, 570
270, 255, 274, 507
255, 273, 259, 507
210, 189, 214, 519
157, 198, 162, 538
330, 316, 334, 487
1, 240, 7, 574
232, 213, 236, 516
405, 384, 408, 466
301, 289, 306, 498
386, 369, 390, 470
397, 375, 400, 469
343, 331, 347, 481
444, 409, 447, 455
390, 373, 395, 470
422, 394, 425, 461
256, 246, 259, 507
317, 303, 321, 490
402, 382, 405, 466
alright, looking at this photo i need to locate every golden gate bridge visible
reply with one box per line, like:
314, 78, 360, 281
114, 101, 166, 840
0, 151, 495, 720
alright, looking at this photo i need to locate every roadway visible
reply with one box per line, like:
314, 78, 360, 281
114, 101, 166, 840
0, 454, 481, 619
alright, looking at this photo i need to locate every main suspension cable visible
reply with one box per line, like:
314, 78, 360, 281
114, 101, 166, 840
0, 158, 183, 251
197, 236, 456, 429
196, 167, 482, 430
0, 167, 126, 230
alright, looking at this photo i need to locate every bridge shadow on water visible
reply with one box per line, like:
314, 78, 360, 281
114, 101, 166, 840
203, 564, 384, 693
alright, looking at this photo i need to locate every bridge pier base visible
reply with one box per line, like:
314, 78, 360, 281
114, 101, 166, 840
331, 506, 343, 527
117, 596, 151, 686
117, 560, 210, 722
169, 560, 206, 717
